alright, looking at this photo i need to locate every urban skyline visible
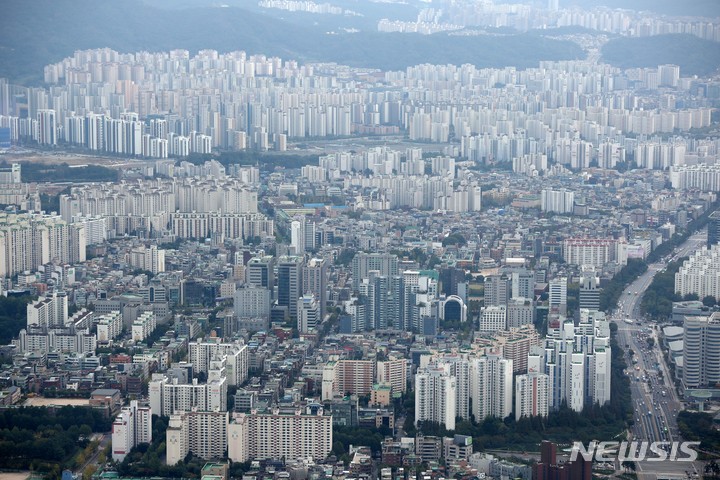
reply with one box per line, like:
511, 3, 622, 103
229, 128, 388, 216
0, 1, 719, 480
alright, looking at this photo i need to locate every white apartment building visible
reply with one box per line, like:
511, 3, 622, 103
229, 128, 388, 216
228, 406, 333, 462
376, 357, 408, 394
131, 311, 157, 342
17, 327, 96, 354
675, 245, 720, 300
97, 310, 123, 342
149, 376, 227, 417
515, 372, 549, 421
26, 291, 68, 328
541, 189, 574, 214
535, 310, 612, 412
431, 354, 472, 421
170, 212, 273, 241
0, 213, 86, 278
112, 400, 152, 462
128, 245, 165, 275
671, 163, 720, 191
166, 411, 228, 465
470, 353, 513, 420
562, 238, 625, 268
415, 364, 457, 431
188, 338, 248, 386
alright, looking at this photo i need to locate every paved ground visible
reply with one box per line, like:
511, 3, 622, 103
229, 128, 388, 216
23, 397, 90, 407
0, 472, 31, 480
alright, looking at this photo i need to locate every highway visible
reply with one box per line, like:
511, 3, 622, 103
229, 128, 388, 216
612, 231, 706, 479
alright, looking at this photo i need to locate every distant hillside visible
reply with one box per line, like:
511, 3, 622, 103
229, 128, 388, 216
564, 0, 720, 17
0, 0, 584, 85
601, 34, 720, 77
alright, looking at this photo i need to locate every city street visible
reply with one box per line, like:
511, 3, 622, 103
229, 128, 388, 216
613, 231, 706, 479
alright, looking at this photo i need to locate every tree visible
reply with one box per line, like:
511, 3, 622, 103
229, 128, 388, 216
703, 295, 717, 307
622, 460, 636, 472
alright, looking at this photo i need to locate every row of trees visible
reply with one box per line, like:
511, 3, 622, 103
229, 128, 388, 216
640, 258, 687, 320
18, 162, 118, 183
599, 258, 648, 312
677, 411, 720, 456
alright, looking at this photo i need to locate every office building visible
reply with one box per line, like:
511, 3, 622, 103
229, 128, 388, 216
579, 268, 601, 311
510, 269, 535, 299
246, 255, 275, 290
683, 313, 720, 389
479, 305, 506, 332
297, 293, 319, 333
506, 297, 534, 328
233, 285, 271, 331
351, 253, 398, 290
548, 277, 567, 313
439, 295, 467, 324
484, 274, 510, 307
277, 256, 304, 320
303, 257, 328, 320
708, 211, 720, 248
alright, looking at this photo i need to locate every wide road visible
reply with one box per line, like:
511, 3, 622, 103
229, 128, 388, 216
613, 230, 706, 479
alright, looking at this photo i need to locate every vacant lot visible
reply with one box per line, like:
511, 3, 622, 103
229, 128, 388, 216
0, 473, 31, 480
23, 397, 90, 407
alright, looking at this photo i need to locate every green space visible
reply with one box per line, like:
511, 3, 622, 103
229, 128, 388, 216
677, 411, 720, 457
14, 162, 118, 183
602, 34, 720, 77
0, 294, 35, 344
640, 258, 687, 320
0, 406, 111, 476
